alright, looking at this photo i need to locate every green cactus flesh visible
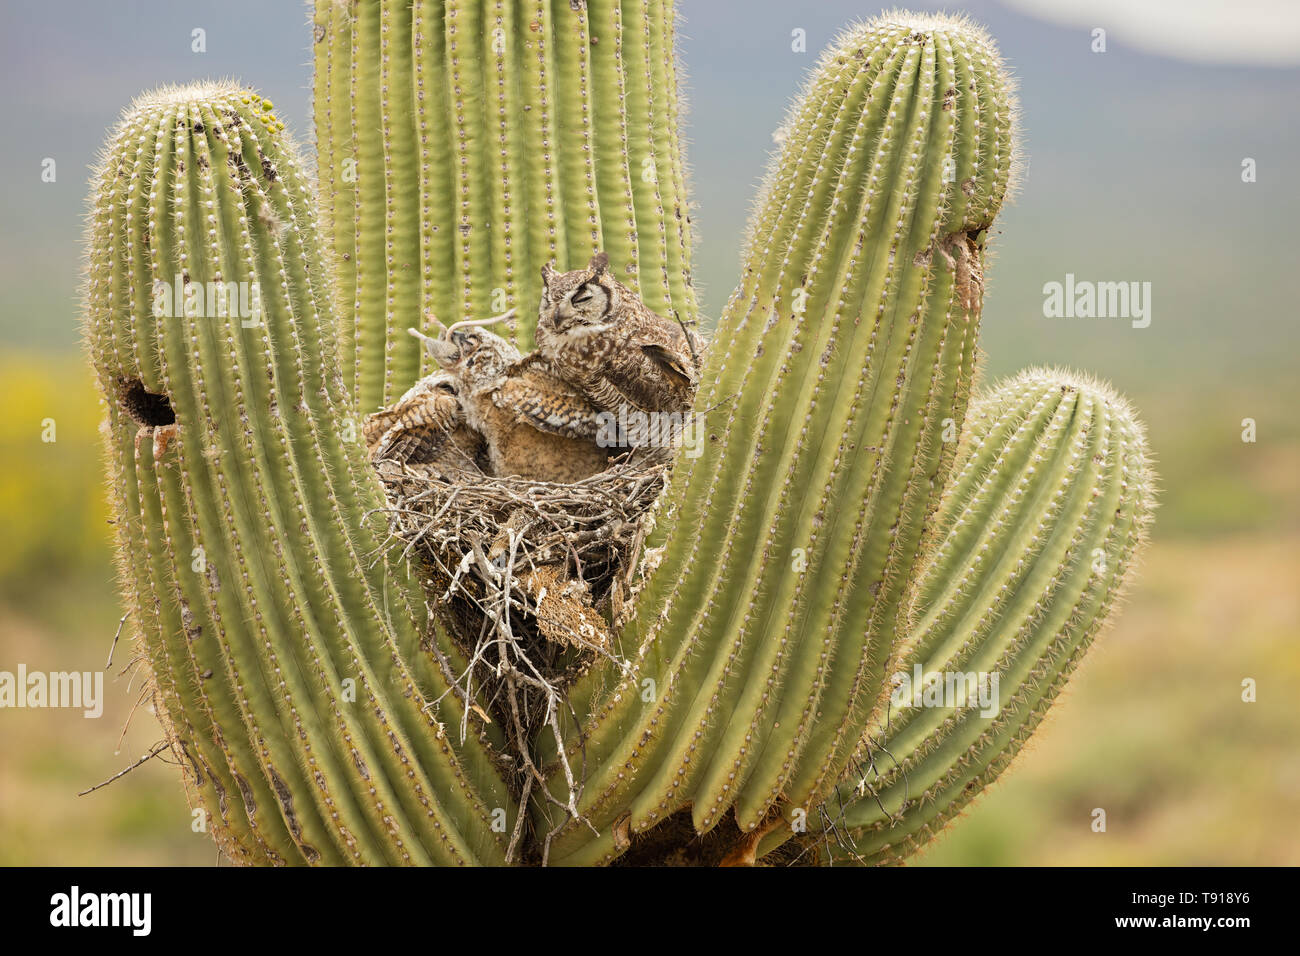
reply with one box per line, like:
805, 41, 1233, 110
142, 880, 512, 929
313, 0, 697, 411
85, 84, 516, 865
759, 368, 1154, 863
535, 14, 1017, 864
81, 6, 1156, 867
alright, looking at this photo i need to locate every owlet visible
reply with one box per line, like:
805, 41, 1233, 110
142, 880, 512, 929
411, 321, 611, 483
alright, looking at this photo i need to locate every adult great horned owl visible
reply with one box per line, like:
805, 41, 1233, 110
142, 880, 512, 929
411, 322, 611, 483
535, 252, 703, 419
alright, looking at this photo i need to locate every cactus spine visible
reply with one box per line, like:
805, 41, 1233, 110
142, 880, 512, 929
536, 15, 1017, 864
85, 84, 515, 865
312, 0, 697, 411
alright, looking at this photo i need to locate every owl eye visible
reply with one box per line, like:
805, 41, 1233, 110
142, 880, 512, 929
571, 284, 595, 305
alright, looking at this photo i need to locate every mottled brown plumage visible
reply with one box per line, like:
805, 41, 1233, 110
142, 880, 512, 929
362, 369, 487, 481
535, 252, 703, 422
413, 324, 610, 483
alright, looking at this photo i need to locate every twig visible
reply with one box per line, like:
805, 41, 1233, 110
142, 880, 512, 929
115, 683, 153, 753
671, 308, 702, 371
78, 740, 170, 796
365, 437, 673, 863
105, 610, 130, 669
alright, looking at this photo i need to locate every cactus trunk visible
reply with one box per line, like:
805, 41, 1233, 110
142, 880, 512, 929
85, 84, 516, 865
312, 0, 698, 411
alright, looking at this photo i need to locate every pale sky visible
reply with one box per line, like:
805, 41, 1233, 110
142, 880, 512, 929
1003, 0, 1300, 66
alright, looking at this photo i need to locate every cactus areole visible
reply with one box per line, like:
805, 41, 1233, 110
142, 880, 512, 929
82, 5, 1153, 866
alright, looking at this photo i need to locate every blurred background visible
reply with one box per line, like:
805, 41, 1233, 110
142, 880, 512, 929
0, 0, 1296, 865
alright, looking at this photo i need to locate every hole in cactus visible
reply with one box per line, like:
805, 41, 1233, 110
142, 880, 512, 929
119, 379, 175, 428
611, 807, 810, 867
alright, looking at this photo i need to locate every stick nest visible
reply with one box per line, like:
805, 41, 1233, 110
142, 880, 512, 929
370, 449, 671, 861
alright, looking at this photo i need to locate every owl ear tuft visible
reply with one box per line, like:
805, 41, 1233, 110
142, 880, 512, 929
587, 251, 610, 276
541, 261, 558, 289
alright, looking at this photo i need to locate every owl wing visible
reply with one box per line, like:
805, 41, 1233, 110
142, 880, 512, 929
640, 341, 697, 386
492, 367, 606, 442
366, 379, 462, 464
362, 406, 401, 455
586, 329, 699, 414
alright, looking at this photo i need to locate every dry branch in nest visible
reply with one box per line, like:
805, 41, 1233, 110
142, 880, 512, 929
368, 448, 671, 861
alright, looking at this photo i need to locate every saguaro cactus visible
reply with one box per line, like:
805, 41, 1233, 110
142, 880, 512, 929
83, 6, 1155, 866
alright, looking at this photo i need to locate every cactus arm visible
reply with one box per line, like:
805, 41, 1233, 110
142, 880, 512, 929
89, 114, 298, 864
760, 370, 1154, 863
85, 84, 516, 865
704, 27, 977, 831
539, 14, 1016, 863
778, 21, 1018, 815
92, 102, 348, 863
